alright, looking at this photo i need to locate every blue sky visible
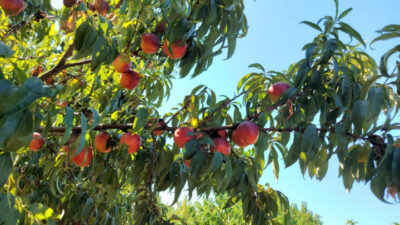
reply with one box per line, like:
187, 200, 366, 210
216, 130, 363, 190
52, 0, 400, 224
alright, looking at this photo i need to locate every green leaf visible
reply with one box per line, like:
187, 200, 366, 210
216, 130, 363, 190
367, 87, 384, 120
74, 22, 98, 59
0, 153, 12, 188
62, 106, 74, 145
197, 135, 215, 147
301, 125, 319, 152
300, 21, 322, 32
90, 108, 100, 130
338, 8, 353, 20
75, 112, 87, 156
248, 63, 265, 72
132, 108, 149, 133
339, 22, 366, 47
0, 41, 14, 58
81, 197, 95, 219
28, 203, 54, 220
210, 151, 223, 172
351, 100, 368, 135
371, 32, 400, 45
0, 193, 20, 225
184, 139, 200, 160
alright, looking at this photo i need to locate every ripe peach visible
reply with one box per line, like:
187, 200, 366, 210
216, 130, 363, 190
217, 130, 228, 139
268, 82, 290, 102
95, 132, 111, 153
162, 40, 188, 60
141, 33, 160, 54
63, 0, 76, 7
112, 55, 132, 73
232, 121, 259, 148
156, 21, 166, 33
45, 77, 54, 85
119, 132, 141, 154
0, 0, 25, 16
211, 137, 231, 156
120, 70, 140, 90
152, 119, 166, 136
97, 1, 109, 16
184, 159, 191, 168
31, 66, 44, 77
71, 147, 93, 167
29, 132, 44, 152
174, 127, 196, 148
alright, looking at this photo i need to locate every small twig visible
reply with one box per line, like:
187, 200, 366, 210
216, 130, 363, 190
165, 99, 192, 124
199, 90, 247, 127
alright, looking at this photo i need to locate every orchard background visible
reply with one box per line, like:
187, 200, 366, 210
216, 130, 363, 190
0, 0, 399, 224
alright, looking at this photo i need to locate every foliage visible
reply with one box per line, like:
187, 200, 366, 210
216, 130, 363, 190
169, 195, 322, 225
0, 0, 399, 224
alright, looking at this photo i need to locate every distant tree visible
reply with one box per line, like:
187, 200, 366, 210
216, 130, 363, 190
168, 195, 323, 225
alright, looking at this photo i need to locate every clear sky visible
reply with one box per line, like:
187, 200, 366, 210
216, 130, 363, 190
52, 0, 400, 224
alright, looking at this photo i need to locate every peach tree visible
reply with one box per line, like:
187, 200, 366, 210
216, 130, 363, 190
0, 0, 399, 224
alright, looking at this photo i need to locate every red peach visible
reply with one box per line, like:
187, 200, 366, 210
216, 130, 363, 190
162, 40, 188, 60
119, 132, 141, 154
95, 132, 111, 153
141, 33, 160, 54
112, 55, 132, 73
268, 82, 290, 102
29, 132, 44, 152
232, 121, 259, 148
211, 137, 231, 156
174, 127, 195, 148
120, 70, 140, 90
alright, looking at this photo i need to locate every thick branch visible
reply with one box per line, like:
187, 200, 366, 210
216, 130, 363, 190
38, 44, 92, 81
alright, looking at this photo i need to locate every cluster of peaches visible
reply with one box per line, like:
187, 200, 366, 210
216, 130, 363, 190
113, 32, 188, 89
29, 120, 261, 168
28, 77, 291, 168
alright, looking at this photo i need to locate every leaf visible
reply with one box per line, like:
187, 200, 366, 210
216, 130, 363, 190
132, 108, 149, 133
0, 41, 14, 58
75, 113, 87, 156
351, 100, 368, 135
210, 151, 223, 172
339, 22, 366, 47
338, 8, 353, 20
62, 106, 74, 145
28, 203, 54, 220
300, 21, 322, 32
81, 197, 95, 219
184, 139, 200, 160
248, 63, 265, 72
90, 108, 100, 130
371, 32, 400, 45
0, 153, 12, 188
367, 87, 384, 120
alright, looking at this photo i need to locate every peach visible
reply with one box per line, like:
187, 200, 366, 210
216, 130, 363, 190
268, 82, 290, 102
119, 132, 141, 154
112, 55, 132, 73
71, 147, 93, 167
162, 40, 188, 60
211, 137, 231, 156
232, 121, 259, 148
120, 70, 140, 90
174, 127, 195, 148
95, 132, 111, 153
29, 132, 44, 152
0, 0, 25, 16
141, 33, 160, 54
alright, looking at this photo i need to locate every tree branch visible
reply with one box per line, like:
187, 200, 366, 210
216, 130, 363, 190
38, 44, 92, 81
